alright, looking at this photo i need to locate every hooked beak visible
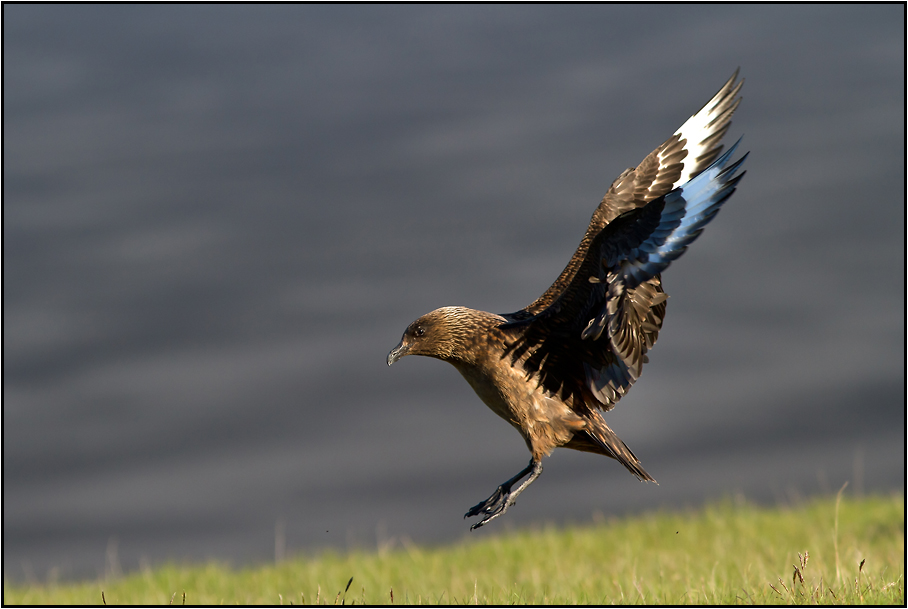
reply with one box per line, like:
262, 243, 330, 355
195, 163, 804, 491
387, 340, 409, 366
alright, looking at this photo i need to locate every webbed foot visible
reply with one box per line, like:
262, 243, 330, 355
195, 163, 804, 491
464, 485, 514, 529
463, 458, 542, 530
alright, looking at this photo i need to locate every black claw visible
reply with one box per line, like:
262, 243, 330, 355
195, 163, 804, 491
464, 488, 513, 528
464, 459, 541, 530
464, 485, 508, 519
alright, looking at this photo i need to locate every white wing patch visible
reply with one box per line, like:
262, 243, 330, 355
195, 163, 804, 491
670, 70, 743, 190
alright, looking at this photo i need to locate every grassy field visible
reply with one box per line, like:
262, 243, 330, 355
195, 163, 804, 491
4, 491, 903, 605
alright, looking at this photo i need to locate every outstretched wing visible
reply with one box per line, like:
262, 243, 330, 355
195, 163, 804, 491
503, 141, 747, 413
522, 70, 743, 317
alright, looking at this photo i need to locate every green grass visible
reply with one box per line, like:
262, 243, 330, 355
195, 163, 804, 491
4, 491, 903, 605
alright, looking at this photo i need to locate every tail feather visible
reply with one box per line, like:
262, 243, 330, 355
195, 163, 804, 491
586, 418, 656, 483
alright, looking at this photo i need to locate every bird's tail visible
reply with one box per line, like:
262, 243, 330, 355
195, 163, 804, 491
586, 417, 656, 483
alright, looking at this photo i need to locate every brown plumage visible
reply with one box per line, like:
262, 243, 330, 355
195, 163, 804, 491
388, 71, 747, 529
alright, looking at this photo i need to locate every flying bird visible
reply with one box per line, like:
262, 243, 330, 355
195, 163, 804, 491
388, 71, 747, 530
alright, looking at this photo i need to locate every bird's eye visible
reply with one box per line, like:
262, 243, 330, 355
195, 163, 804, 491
415, 326, 426, 337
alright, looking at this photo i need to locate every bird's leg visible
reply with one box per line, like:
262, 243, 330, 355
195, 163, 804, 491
464, 458, 543, 530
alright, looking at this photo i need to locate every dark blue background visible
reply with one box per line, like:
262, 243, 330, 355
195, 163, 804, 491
4, 4, 904, 581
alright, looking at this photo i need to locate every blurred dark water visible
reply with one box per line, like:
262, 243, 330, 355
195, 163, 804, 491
4, 5, 904, 581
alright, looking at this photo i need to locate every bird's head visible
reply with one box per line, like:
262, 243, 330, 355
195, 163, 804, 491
387, 307, 479, 366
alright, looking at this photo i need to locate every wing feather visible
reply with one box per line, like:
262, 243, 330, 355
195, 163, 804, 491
522, 70, 743, 317
502, 133, 746, 413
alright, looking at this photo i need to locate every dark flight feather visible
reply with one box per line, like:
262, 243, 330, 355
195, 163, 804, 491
499, 71, 746, 416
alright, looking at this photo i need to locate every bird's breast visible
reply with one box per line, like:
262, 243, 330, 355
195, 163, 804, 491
453, 363, 523, 431
452, 360, 585, 459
